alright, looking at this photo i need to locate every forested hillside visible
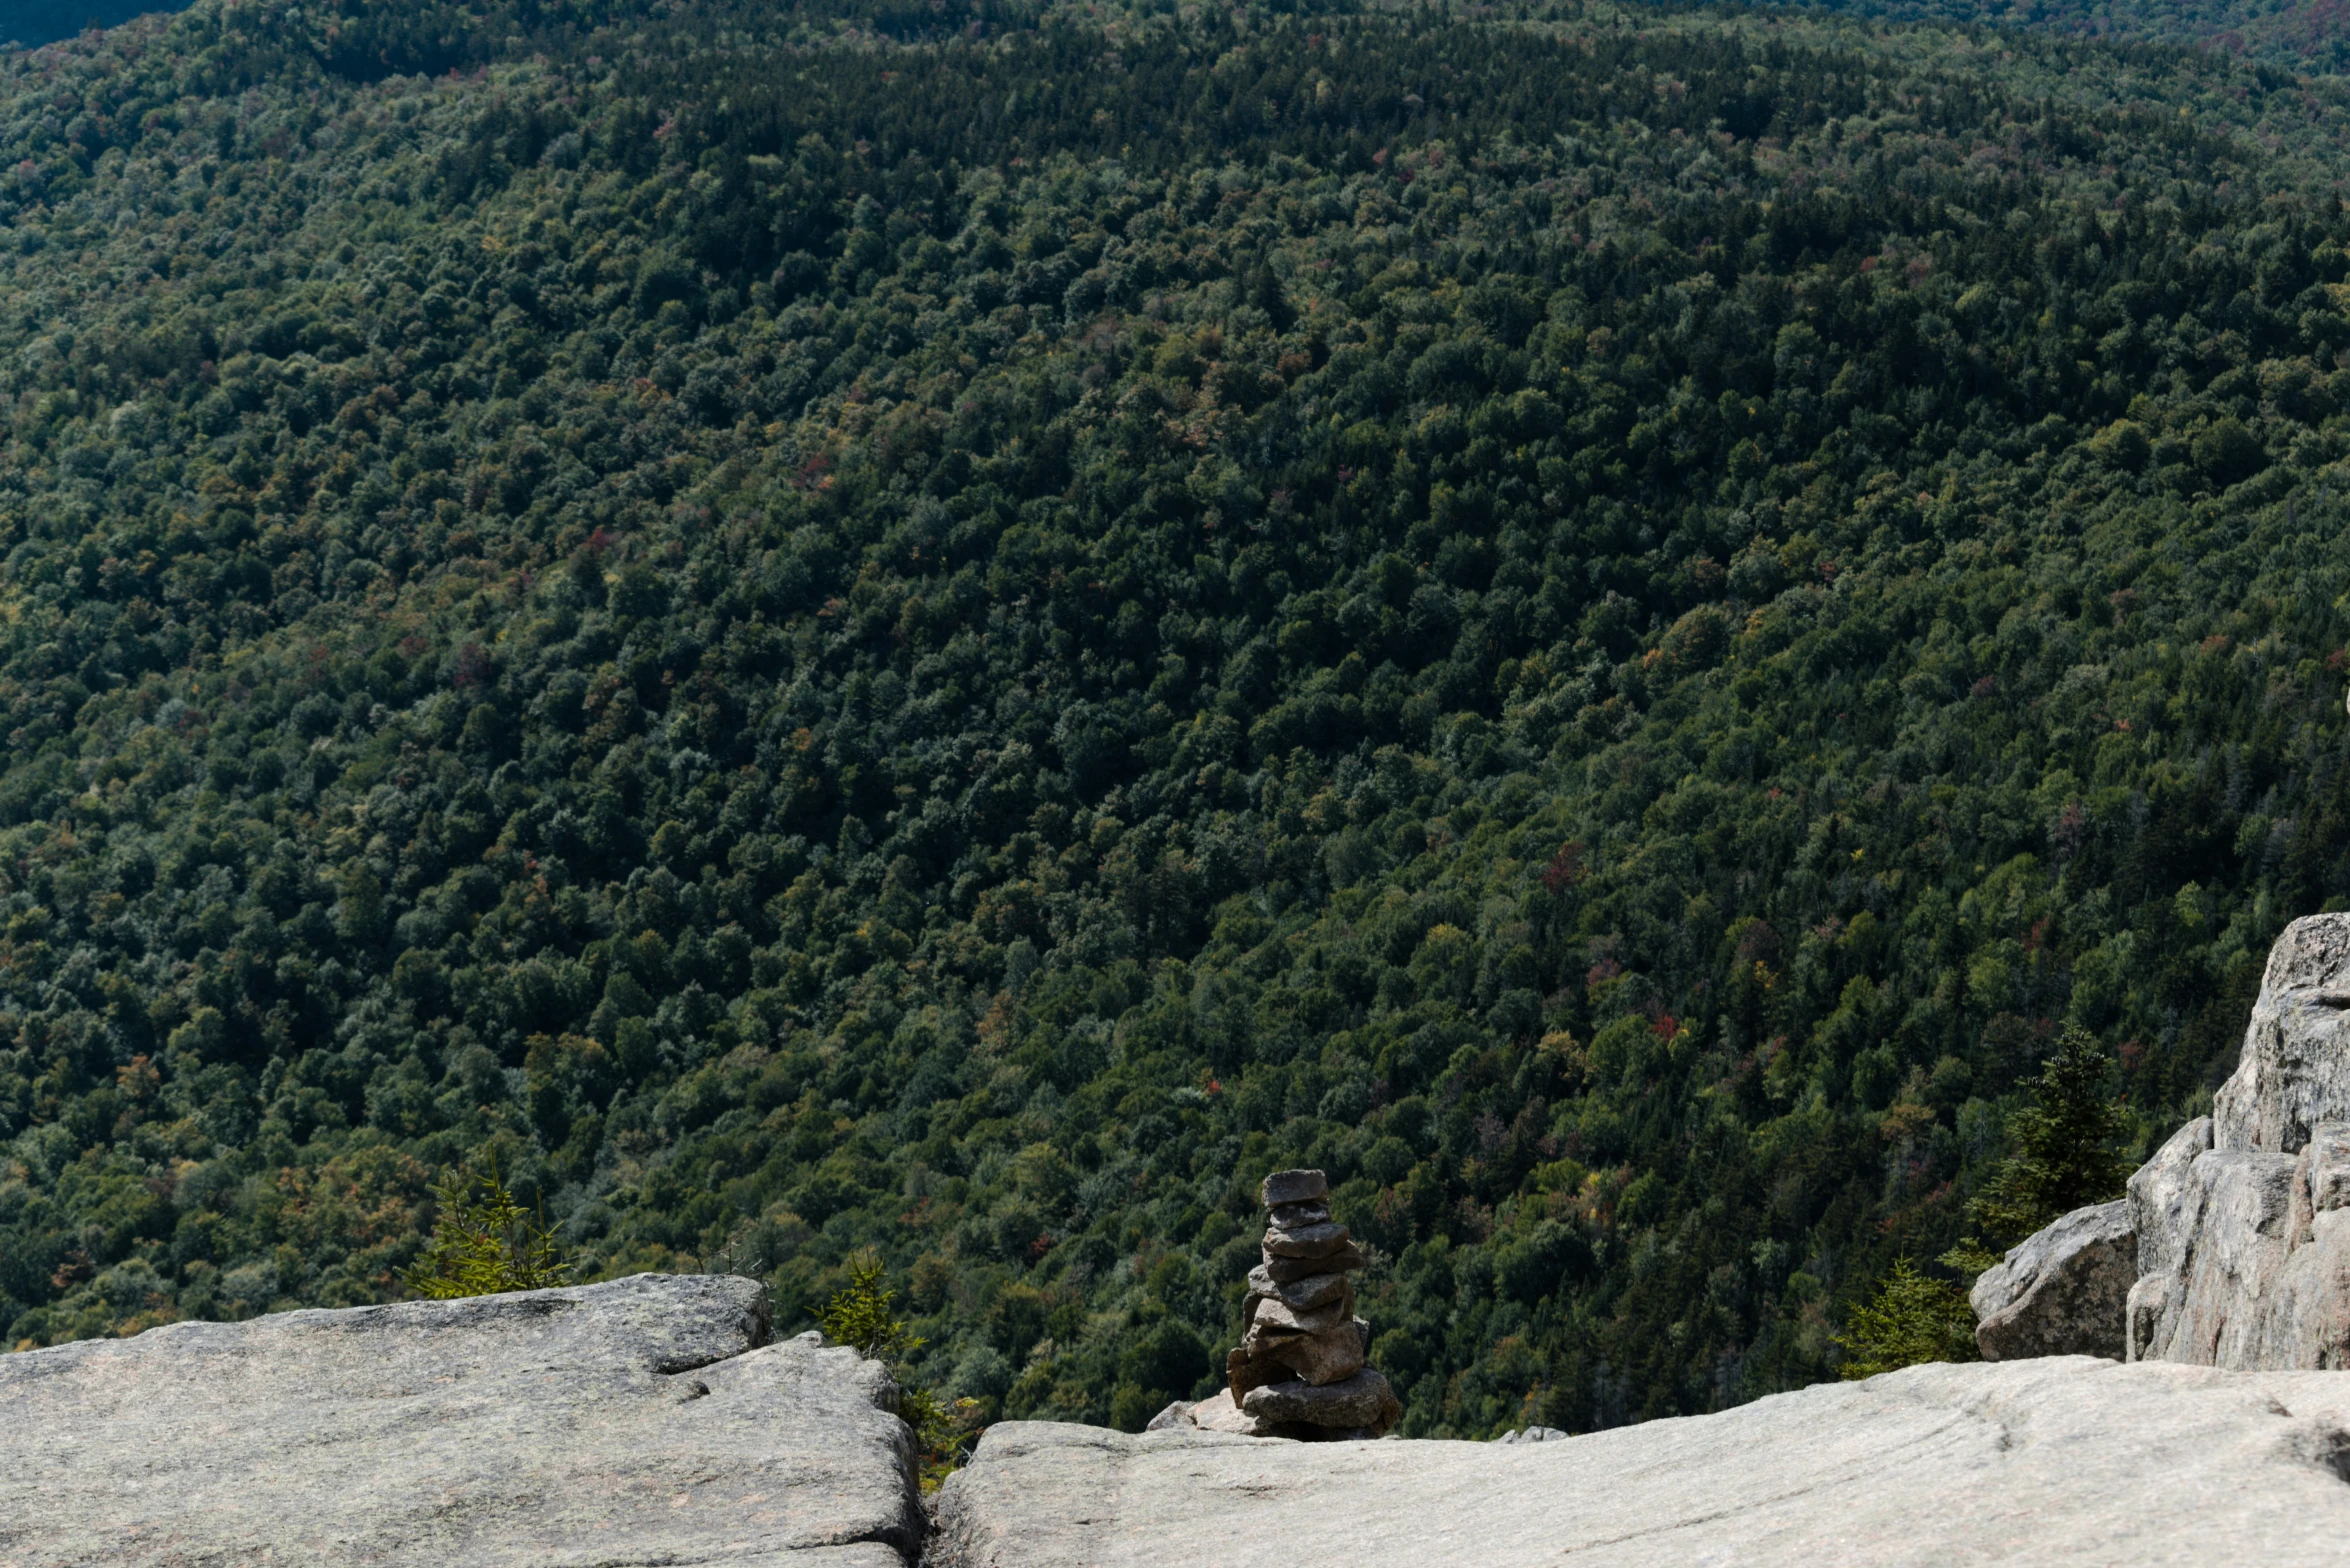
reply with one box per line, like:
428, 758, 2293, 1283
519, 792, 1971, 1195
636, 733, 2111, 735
18, 0, 2350, 68
1807, 0, 2350, 74
5, 0, 2350, 1436
0, 0, 163, 51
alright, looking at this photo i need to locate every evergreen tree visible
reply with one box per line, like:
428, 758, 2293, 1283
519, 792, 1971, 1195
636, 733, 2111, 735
1834, 1260, 1980, 1380
1967, 1028, 2132, 1250
402, 1164, 575, 1300
820, 1255, 981, 1491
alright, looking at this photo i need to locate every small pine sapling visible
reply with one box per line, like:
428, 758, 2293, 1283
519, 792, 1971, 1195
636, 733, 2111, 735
900, 1384, 986, 1493
1834, 1257, 1980, 1379
819, 1252, 982, 1490
403, 1160, 576, 1300
819, 1251, 921, 1360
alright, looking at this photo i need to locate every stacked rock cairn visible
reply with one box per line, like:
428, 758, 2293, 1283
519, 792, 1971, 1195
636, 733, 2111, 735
1178, 1167, 1402, 1439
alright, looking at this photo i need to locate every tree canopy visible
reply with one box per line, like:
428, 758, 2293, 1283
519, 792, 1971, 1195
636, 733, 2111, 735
3, 0, 2350, 1436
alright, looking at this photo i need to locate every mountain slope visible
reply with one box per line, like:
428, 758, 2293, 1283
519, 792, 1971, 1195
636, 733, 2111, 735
1795, 0, 2350, 75
5, 0, 2350, 1436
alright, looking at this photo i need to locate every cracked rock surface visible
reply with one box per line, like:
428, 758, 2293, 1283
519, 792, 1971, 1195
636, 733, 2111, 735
927, 1358, 2350, 1567
0, 1272, 923, 1568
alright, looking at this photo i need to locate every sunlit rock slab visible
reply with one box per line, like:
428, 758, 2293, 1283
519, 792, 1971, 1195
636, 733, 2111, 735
0, 1272, 922, 1567
929, 1357, 2350, 1567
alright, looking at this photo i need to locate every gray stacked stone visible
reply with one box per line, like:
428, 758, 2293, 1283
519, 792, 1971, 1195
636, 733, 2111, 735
1185, 1168, 1401, 1439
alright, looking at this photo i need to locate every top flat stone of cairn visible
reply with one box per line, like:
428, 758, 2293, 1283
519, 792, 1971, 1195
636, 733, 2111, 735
1261, 1169, 1328, 1206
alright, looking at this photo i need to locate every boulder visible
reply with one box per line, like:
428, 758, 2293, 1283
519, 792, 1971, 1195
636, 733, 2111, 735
1261, 1221, 1353, 1258
1225, 1343, 1287, 1403
2136, 1149, 2300, 1364
1970, 1199, 2135, 1360
2129, 1114, 2215, 1280
1244, 1294, 1352, 1337
1245, 1265, 1349, 1311
1263, 1243, 1363, 1281
927, 1359, 2350, 1567
1145, 1398, 1195, 1432
0, 1273, 924, 1568
2291, 1121, 2350, 1234
1188, 1388, 1282, 1437
1263, 1319, 1368, 1385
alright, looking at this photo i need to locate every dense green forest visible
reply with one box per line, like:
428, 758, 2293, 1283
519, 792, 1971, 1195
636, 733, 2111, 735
1804, 0, 2350, 73
14, 0, 2350, 68
7, 0, 2350, 1438
0, 0, 157, 51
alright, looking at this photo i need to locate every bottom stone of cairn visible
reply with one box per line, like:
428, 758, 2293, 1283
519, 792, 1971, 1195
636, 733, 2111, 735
1180, 1167, 1401, 1440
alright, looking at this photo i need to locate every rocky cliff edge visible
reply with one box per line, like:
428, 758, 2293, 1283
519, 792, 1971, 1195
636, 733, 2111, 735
0, 1272, 922, 1568
930, 1358, 2350, 1567
14, 1271, 2350, 1565
1976, 912, 2350, 1368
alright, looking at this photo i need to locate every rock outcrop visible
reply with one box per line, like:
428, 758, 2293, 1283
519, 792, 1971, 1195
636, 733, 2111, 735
1978, 913, 2350, 1370
0, 1272, 925, 1567
14, 1225, 2350, 1568
926, 1357, 2350, 1567
1969, 1198, 2134, 1359
2124, 911, 2350, 1368
1181, 1168, 1401, 1439
2124, 914, 2350, 1367
2126, 1110, 2350, 1367
1493, 1424, 1568, 1443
